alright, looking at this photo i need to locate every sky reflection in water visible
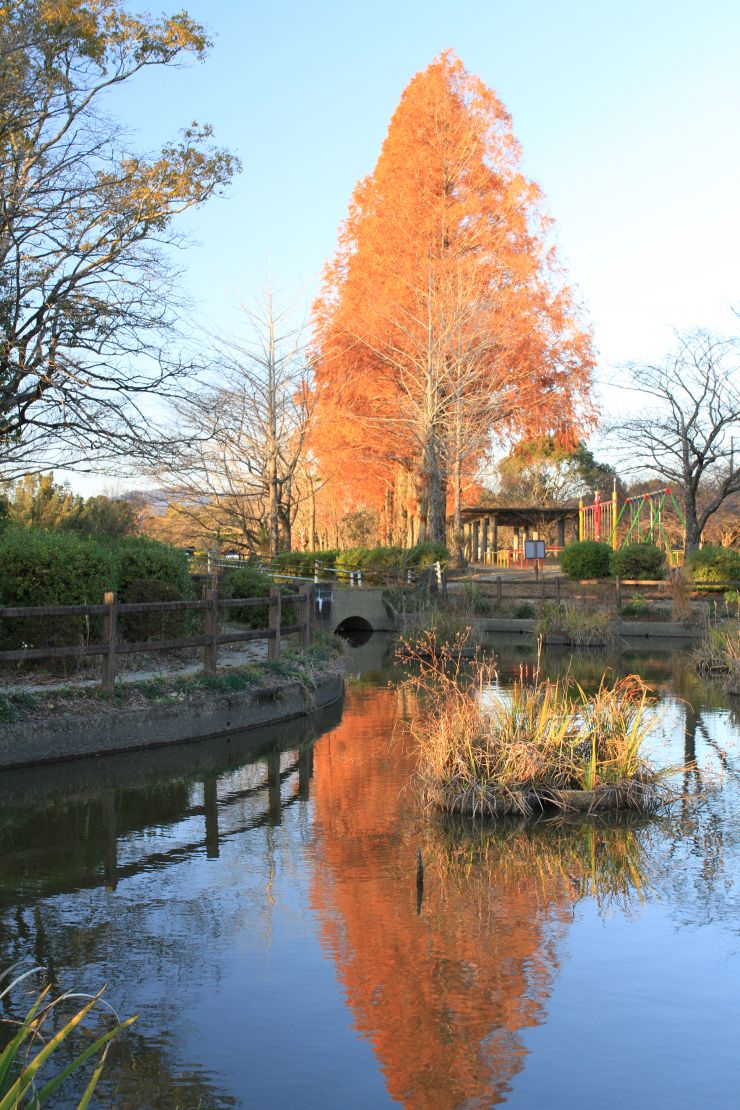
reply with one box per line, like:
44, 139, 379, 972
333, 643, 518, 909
0, 637, 738, 1107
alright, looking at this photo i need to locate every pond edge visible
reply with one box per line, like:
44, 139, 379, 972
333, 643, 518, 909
0, 662, 345, 770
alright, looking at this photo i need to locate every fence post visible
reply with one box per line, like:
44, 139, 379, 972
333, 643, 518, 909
555, 576, 561, 606
203, 587, 218, 675
299, 583, 315, 649
269, 586, 282, 663
615, 575, 622, 614
496, 576, 503, 604
101, 591, 117, 695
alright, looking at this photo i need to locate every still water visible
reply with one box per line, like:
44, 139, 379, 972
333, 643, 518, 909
1, 635, 739, 1108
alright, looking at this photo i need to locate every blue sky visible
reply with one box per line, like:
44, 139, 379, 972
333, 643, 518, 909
84, 0, 740, 490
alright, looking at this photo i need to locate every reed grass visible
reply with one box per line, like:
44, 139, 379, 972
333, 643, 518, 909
693, 626, 740, 676
401, 636, 676, 820
536, 601, 615, 646
0, 965, 135, 1108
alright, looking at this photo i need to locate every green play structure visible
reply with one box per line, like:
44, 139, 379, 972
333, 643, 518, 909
579, 486, 685, 564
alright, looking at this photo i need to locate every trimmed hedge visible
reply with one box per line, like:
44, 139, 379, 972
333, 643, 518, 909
0, 527, 115, 650
114, 536, 193, 601
686, 544, 740, 586
0, 529, 195, 649
118, 579, 192, 643
272, 543, 448, 582
610, 543, 666, 580
559, 540, 612, 580
219, 563, 296, 628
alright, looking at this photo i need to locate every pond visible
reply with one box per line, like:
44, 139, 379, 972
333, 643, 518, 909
0, 635, 739, 1107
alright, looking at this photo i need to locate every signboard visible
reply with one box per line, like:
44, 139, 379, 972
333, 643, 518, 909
524, 539, 546, 561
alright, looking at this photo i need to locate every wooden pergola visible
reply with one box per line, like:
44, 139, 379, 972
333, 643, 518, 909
457, 504, 580, 563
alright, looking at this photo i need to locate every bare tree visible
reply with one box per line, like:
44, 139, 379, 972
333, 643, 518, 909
152, 293, 315, 556
0, 1, 238, 475
613, 332, 740, 554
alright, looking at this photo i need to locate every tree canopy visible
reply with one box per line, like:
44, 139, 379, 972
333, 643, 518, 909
311, 51, 594, 545
0, 0, 238, 474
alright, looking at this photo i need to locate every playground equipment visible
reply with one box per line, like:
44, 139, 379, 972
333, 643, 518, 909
579, 487, 685, 563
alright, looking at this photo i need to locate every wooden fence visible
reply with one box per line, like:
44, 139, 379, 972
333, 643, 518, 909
0, 584, 316, 695
477, 575, 740, 607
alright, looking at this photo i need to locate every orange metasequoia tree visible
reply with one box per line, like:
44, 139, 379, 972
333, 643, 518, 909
311, 51, 595, 551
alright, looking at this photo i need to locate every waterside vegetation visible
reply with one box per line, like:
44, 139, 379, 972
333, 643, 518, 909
401, 635, 678, 820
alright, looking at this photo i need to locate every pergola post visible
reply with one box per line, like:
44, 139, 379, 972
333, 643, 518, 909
472, 520, 480, 563
481, 518, 489, 564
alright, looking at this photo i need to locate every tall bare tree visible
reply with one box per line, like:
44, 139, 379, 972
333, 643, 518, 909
0, 1, 238, 474
153, 294, 315, 556
614, 331, 740, 554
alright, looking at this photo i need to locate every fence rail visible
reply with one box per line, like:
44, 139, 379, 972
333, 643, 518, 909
0, 584, 316, 695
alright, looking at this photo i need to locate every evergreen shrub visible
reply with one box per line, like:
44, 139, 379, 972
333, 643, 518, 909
559, 540, 612, 580
114, 536, 193, 601
610, 543, 666, 580
686, 544, 740, 586
0, 527, 114, 650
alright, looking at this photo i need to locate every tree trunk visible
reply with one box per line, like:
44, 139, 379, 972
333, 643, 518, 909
452, 454, 465, 568
683, 494, 702, 555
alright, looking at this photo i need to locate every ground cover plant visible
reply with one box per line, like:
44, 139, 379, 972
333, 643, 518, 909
401, 634, 676, 820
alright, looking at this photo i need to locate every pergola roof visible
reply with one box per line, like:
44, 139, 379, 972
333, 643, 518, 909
458, 503, 579, 527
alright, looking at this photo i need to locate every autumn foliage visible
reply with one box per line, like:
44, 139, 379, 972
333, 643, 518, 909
310, 51, 594, 547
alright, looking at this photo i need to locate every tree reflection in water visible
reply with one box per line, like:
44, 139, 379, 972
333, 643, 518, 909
309, 685, 660, 1108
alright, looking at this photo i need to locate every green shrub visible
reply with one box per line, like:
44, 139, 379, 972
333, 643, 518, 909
686, 544, 740, 586
118, 578, 192, 643
610, 543, 665, 580
0, 527, 115, 650
559, 540, 612, 580
114, 536, 193, 601
407, 541, 448, 568
514, 603, 535, 619
219, 564, 297, 629
219, 564, 275, 627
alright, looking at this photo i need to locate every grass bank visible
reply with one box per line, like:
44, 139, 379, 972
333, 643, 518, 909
0, 632, 345, 725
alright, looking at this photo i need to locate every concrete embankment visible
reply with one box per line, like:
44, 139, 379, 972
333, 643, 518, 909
474, 618, 703, 640
0, 663, 345, 770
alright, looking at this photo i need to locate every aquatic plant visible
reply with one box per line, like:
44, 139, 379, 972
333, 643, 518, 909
536, 601, 614, 646
401, 637, 675, 819
693, 627, 740, 677
0, 965, 135, 1108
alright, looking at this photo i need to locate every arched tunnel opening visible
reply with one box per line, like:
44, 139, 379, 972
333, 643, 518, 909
334, 616, 374, 647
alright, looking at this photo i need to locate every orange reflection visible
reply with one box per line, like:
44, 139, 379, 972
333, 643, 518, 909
309, 684, 574, 1107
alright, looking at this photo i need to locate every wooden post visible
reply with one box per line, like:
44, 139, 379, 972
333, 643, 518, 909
615, 575, 622, 613
203, 587, 218, 675
101, 591, 117, 695
268, 586, 282, 663
496, 576, 503, 604
555, 576, 561, 605
299, 583, 315, 649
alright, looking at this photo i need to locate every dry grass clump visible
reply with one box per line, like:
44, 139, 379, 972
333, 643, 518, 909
693, 626, 740, 678
401, 638, 676, 820
536, 601, 615, 646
